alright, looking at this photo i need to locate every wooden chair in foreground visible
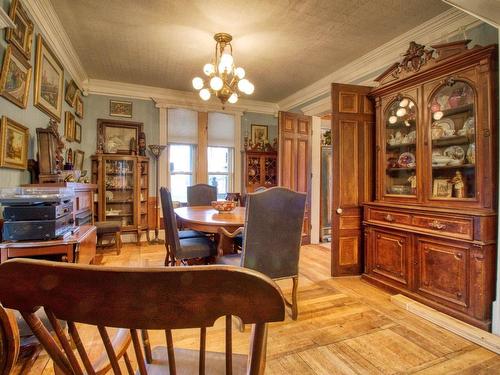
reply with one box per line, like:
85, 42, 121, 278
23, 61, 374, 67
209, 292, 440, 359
187, 184, 217, 206
0, 259, 285, 375
216, 187, 306, 320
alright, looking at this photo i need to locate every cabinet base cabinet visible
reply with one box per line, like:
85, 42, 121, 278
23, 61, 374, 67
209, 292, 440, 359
363, 224, 495, 331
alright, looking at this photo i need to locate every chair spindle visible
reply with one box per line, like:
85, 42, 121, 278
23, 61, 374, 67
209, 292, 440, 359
141, 329, 153, 364
67, 320, 96, 375
130, 329, 148, 375
123, 352, 134, 375
98, 326, 122, 375
225, 315, 232, 375
199, 327, 206, 375
165, 329, 177, 375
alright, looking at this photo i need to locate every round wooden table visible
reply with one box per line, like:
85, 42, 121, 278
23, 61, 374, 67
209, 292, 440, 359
174, 206, 246, 233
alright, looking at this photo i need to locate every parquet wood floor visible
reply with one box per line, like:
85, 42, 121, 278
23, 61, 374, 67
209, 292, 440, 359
21, 243, 500, 374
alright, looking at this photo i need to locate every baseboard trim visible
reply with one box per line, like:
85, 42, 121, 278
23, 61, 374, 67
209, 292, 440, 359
391, 294, 500, 354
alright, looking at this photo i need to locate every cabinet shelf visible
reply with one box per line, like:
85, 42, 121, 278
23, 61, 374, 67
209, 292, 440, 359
106, 200, 133, 204
387, 143, 416, 150
387, 167, 416, 173
106, 213, 133, 217
105, 172, 133, 176
106, 188, 133, 191
441, 103, 473, 117
432, 163, 475, 170
432, 136, 470, 147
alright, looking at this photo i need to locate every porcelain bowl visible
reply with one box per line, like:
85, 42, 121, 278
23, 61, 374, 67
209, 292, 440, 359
211, 200, 236, 213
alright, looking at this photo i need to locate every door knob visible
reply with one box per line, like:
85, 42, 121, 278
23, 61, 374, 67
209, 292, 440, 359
336, 208, 343, 214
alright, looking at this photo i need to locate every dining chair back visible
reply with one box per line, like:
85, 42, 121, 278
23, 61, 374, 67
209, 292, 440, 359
160, 187, 215, 265
0, 259, 285, 375
0, 305, 19, 375
217, 187, 306, 320
187, 184, 217, 206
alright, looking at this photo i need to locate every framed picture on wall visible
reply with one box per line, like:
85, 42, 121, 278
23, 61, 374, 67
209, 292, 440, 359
75, 94, 84, 118
34, 34, 64, 122
73, 149, 84, 171
0, 116, 29, 170
251, 124, 268, 144
75, 122, 82, 143
97, 119, 143, 154
0, 45, 32, 109
110, 100, 133, 118
65, 80, 79, 107
6, 0, 34, 60
64, 111, 75, 142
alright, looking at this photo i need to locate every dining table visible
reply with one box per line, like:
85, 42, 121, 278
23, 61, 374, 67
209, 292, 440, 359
174, 206, 246, 233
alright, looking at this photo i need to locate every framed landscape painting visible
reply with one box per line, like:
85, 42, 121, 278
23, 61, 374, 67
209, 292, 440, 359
74, 149, 84, 171
0, 116, 29, 170
75, 94, 84, 118
0, 45, 32, 108
64, 111, 75, 142
34, 34, 64, 122
110, 100, 133, 118
6, 0, 34, 60
75, 122, 82, 143
65, 80, 79, 107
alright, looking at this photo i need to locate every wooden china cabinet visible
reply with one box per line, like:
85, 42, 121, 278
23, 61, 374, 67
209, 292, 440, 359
243, 150, 278, 193
91, 154, 150, 244
363, 40, 497, 330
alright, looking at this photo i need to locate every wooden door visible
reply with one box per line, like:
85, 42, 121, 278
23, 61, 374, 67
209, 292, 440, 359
278, 112, 312, 244
331, 83, 375, 276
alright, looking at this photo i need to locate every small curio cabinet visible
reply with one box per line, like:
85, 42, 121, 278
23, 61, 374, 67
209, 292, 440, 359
243, 151, 277, 193
92, 154, 150, 244
364, 40, 497, 330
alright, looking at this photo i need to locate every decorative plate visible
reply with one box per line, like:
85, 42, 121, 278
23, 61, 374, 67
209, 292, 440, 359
467, 143, 475, 164
398, 152, 416, 168
432, 118, 455, 131
443, 146, 465, 161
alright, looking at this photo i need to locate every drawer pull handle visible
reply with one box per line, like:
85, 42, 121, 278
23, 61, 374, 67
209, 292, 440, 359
428, 220, 446, 230
384, 214, 395, 222
456, 292, 462, 298
455, 252, 463, 259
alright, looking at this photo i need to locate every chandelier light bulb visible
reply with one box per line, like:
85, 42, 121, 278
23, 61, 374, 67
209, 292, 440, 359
238, 78, 249, 93
203, 63, 215, 76
235, 67, 245, 79
192, 77, 204, 90
210, 76, 223, 91
245, 82, 255, 95
220, 53, 233, 69
228, 93, 238, 104
199, 88, 211, 101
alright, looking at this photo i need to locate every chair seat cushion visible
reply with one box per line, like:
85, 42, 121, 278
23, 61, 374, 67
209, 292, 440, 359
178, 237, 215, 259
179, 230, 205, 239
95, 221, 121, 234
215, 253, 242, 267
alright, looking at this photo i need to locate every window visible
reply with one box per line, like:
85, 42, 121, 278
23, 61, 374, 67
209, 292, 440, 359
169, 144, 195, 203
208, 146, 233, 199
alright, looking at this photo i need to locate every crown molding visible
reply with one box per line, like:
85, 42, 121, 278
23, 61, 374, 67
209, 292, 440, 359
301, 96, 331, 116
22, 0, 88, 87
0, 6, 15, 28
85, 79, 279, 115
443, 0, 500, 28
278, 8, 482, 111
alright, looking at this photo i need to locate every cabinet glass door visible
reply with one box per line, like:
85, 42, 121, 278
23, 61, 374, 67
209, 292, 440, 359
104, 159, 135, 227
429, 80, 476, 200
384, 97, 417, 196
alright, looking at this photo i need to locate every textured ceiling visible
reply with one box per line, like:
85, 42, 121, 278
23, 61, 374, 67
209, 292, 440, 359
50, 0, 450, 102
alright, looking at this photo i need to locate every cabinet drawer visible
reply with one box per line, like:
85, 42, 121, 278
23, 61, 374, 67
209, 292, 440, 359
367, 208, 411, 225
412, 214, 473, 240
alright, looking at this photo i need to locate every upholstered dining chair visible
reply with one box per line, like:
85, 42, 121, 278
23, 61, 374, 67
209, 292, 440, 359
0, 259, 285, 375
216, 187, 306, 320
160, 187, 215, 265
187, 184, 217, 206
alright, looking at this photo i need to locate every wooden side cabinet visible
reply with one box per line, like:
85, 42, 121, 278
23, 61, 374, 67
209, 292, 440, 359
243, 151, 277, 193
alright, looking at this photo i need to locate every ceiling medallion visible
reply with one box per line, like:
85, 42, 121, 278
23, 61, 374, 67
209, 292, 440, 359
192, 33, 254, 106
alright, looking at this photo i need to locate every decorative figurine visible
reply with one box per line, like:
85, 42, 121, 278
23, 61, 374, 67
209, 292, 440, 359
451, 171, 465, 198
408, 173, 417, 194
138, 132, 146, 156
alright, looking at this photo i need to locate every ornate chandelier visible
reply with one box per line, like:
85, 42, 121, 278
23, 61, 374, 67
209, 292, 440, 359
192, 33, 254, 105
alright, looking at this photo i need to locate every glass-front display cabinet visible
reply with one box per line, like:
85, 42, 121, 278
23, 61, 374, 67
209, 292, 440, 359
243, 151, 277, 193
364, 40, 497, 331
92, 154, 149, 243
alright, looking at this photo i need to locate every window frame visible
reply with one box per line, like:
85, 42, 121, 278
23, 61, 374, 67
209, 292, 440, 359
207, 145, 234, 199
168, 143, 196, 203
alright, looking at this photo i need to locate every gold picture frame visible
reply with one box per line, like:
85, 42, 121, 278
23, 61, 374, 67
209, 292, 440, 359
251, 124, 268, 144
65, 80, 79, 107
64, 111, 75, 142
0, 45, 32, 108
34, 34, 64, 122
75, 94, 84, 118
6, 0, 34, 60
0, 116, 29, 170
432, 178, 452, 198
73, 149, 84, 171
75, 122, 82, 143
110, 100, 133, 118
